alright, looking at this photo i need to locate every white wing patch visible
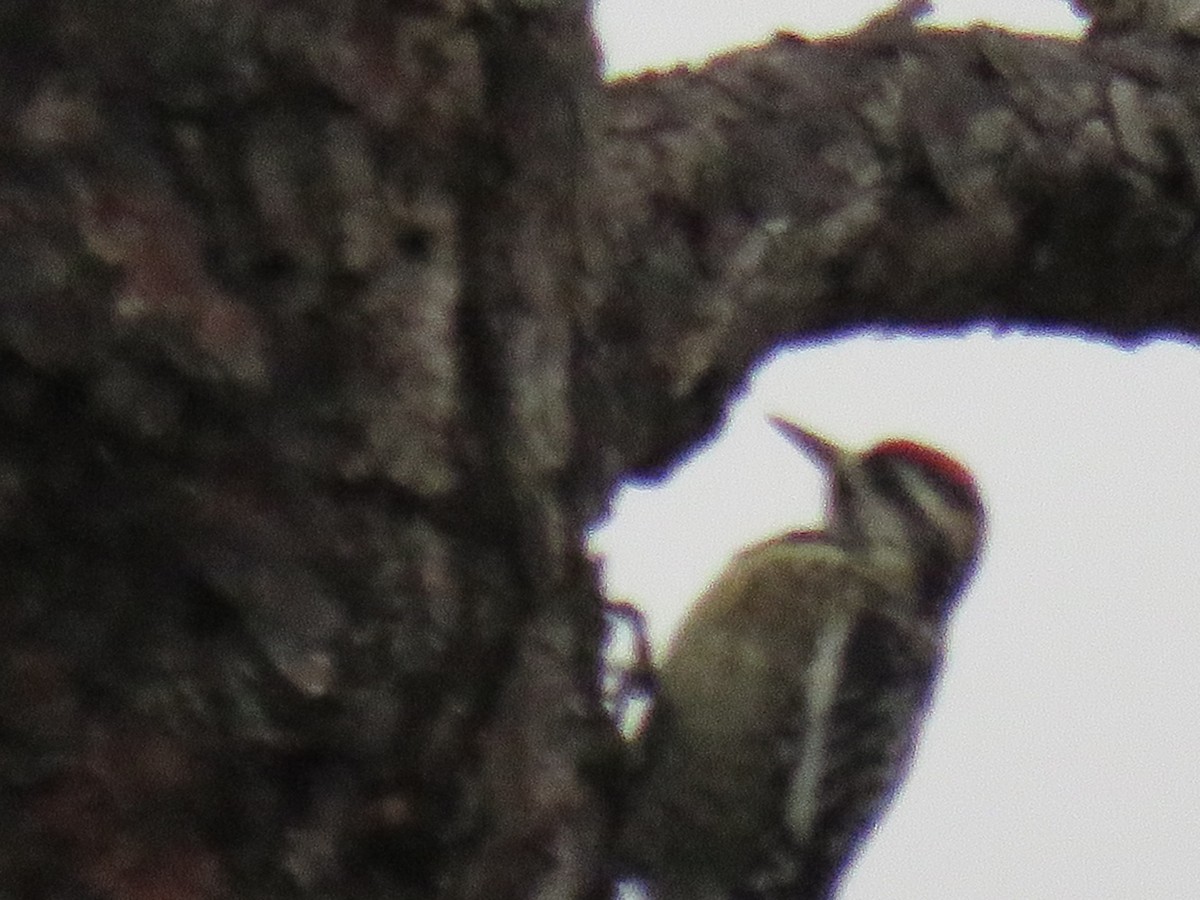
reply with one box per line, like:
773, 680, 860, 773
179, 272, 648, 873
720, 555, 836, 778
785, 612, 852, 842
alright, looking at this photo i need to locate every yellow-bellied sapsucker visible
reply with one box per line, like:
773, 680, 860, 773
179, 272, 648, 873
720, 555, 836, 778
616, 416, 985, 900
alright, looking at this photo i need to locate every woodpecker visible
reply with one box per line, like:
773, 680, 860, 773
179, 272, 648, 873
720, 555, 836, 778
616, 416, 985, 900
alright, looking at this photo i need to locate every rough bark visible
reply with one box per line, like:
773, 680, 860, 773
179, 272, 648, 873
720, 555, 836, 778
0, 1, 1194, 898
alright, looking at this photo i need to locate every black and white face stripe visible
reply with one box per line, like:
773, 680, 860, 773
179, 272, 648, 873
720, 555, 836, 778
862, 451, 981, 532
854, 452, 985, 616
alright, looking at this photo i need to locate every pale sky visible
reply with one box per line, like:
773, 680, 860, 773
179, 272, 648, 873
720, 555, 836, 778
589, 3, 1200, 899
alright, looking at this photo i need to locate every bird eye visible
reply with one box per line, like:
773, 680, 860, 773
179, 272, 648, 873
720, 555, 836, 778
864, 457, 911, 506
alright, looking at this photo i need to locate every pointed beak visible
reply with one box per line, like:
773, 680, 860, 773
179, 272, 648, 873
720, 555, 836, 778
767, 415, 845, 472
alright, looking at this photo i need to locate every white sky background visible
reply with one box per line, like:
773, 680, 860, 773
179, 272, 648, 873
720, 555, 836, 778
589, 3, 1200, 898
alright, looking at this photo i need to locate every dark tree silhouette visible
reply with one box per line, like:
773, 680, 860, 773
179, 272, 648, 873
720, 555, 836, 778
0, 1, 1196, 898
